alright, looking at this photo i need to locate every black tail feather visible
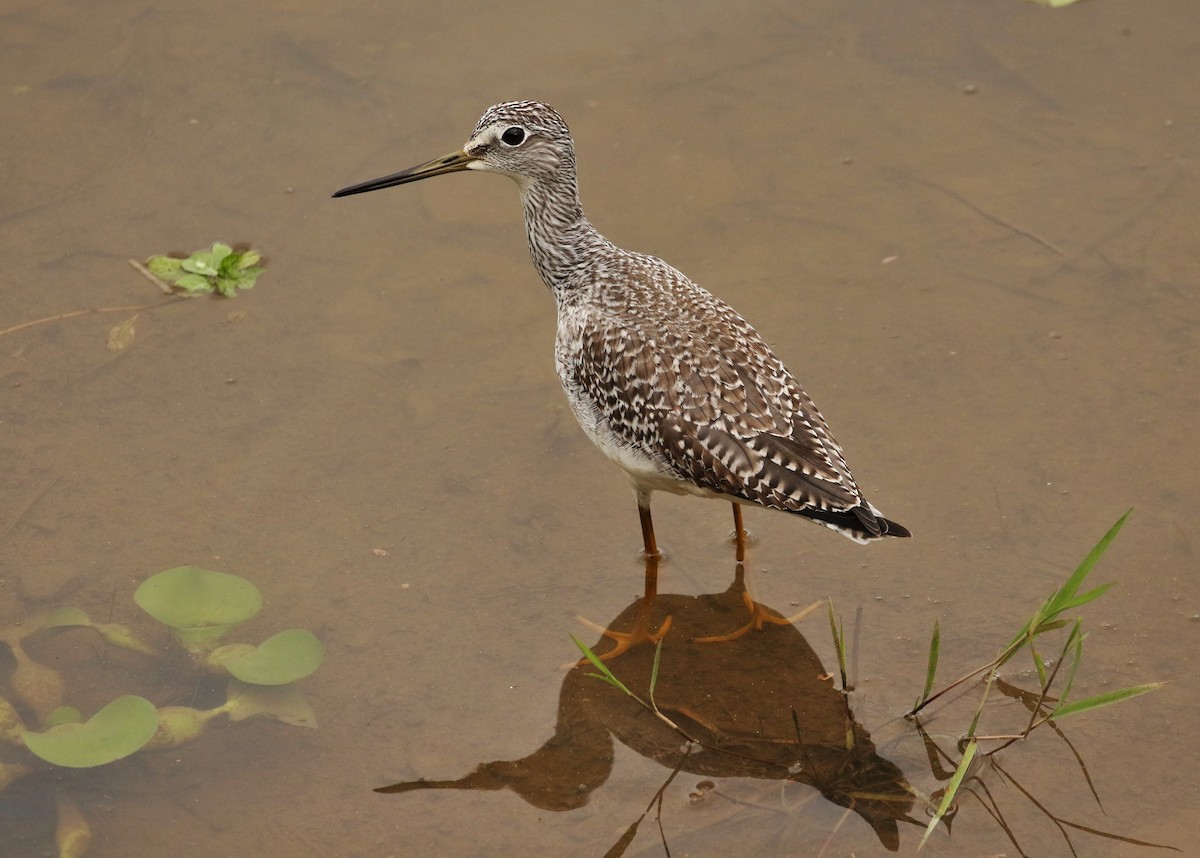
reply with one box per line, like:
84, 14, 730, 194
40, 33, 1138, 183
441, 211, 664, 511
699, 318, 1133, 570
800, 504, 911, 542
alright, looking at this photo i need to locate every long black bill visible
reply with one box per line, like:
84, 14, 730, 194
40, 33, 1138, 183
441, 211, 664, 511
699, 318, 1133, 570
332, 150, 477, 198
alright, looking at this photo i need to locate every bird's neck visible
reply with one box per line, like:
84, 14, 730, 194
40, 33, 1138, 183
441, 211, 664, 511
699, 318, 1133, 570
519, 173, 608, 295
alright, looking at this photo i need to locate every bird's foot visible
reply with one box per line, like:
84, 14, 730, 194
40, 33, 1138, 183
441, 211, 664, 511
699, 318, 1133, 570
694, 592, 821, 643
573, 609, 673, 663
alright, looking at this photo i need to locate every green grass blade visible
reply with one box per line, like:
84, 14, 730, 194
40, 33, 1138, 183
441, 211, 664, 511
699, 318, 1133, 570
1053, 582, 1116, 614
1055, 622, 1085, 706
912, 619, 940, 710
827, 599, 848, 690
649, 638, 663, 700
1032, 619, 1071, 635
1007, 604, 1062, 652
837, 616, 847, 687
570, 636, 631, 696
1052, 683, 1165, 720
916, 619, 940, 709
919, 739, 978, 850
1006, 510, 1131, 650
1046, 509, 1131, 615
1030, 641, 1048, 688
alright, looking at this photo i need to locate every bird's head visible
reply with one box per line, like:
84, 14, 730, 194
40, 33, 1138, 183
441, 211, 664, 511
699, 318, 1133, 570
333, 100, 575, 198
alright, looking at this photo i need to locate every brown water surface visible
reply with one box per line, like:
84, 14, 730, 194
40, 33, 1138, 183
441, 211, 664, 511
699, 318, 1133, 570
2, 1, 1197, 855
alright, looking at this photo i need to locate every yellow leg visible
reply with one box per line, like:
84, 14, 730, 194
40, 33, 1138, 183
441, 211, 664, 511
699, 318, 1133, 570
638, 498, 660, 558
731, 502, 746, 562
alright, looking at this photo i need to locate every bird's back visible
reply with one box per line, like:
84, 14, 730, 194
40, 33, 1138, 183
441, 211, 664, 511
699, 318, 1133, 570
552, 245, 905, 541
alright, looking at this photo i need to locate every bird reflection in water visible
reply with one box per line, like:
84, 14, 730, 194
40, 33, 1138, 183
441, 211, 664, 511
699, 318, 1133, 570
377, 559, 916, 852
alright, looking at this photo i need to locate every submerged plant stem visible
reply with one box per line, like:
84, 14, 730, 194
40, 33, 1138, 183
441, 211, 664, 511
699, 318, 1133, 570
0, 297, 188, 339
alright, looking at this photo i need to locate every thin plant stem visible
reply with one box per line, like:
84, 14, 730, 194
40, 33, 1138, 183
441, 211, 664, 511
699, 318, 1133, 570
0, 297, 188, 339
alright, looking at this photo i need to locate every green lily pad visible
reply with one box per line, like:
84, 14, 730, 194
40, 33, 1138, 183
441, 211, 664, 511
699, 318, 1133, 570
207, 643, 257, 669
44, 706, 82, 727
134, 566, 262, 630
222, 629, 324, 685
21, 695, 158, 768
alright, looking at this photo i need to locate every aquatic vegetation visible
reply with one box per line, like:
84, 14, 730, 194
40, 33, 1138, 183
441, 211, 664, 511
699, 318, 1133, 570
0, 565, 323, 856
218, 629, 325, 686
0, 241, 265, 347
133, 565, 263, 653
20, 696, 158, 769
144, 242, 265, 297
907, 510, 1163, 848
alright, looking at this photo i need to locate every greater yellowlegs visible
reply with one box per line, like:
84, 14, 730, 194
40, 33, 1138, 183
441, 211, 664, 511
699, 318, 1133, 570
334, 101, 910, 561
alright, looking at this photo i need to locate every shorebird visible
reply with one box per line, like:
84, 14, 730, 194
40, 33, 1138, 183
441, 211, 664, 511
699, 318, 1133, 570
334, 101, 909, 563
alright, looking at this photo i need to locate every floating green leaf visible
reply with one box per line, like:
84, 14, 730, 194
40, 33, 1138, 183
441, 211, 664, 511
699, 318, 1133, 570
134, 566, 262, 652
145, 256, 184, 278
206, 642, 256, 672
143, 242, 266, 297
21, 695, 158, 768
134, 566, 261, 630
221, 629, 324, 685
45, 706, 82, 728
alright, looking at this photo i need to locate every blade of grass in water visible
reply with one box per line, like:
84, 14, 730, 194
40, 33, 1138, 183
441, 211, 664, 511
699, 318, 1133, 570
827, 599, 848, 690
919, 738, 978, 850
1009, 509, 1131, 649
916, 619, 940, 710
649, 639, 663, 701
571, 635, 632, 696
1052, 683, 1166, 720
1055, 621, 1085, 708
1030, 640, 1048, 689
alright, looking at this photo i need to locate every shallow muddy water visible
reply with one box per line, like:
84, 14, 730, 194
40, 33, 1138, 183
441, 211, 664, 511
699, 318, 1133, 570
2, 1, 1198, 855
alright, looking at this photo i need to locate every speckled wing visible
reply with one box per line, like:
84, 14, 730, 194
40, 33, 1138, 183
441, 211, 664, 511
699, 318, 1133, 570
571, 257, 907, 542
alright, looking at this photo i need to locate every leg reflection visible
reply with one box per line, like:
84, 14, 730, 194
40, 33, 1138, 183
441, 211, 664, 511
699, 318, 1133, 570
575, 552, 672, 662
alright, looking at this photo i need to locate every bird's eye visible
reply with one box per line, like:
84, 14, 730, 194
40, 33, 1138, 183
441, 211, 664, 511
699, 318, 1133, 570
500, 126, 526, 146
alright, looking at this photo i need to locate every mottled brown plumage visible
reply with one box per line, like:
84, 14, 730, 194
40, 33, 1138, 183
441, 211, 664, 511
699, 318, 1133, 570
334, 100, 909, 555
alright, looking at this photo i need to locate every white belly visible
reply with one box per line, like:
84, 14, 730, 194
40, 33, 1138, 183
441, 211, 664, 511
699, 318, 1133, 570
554, 302, 718, 499
567, 397, 723, 500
